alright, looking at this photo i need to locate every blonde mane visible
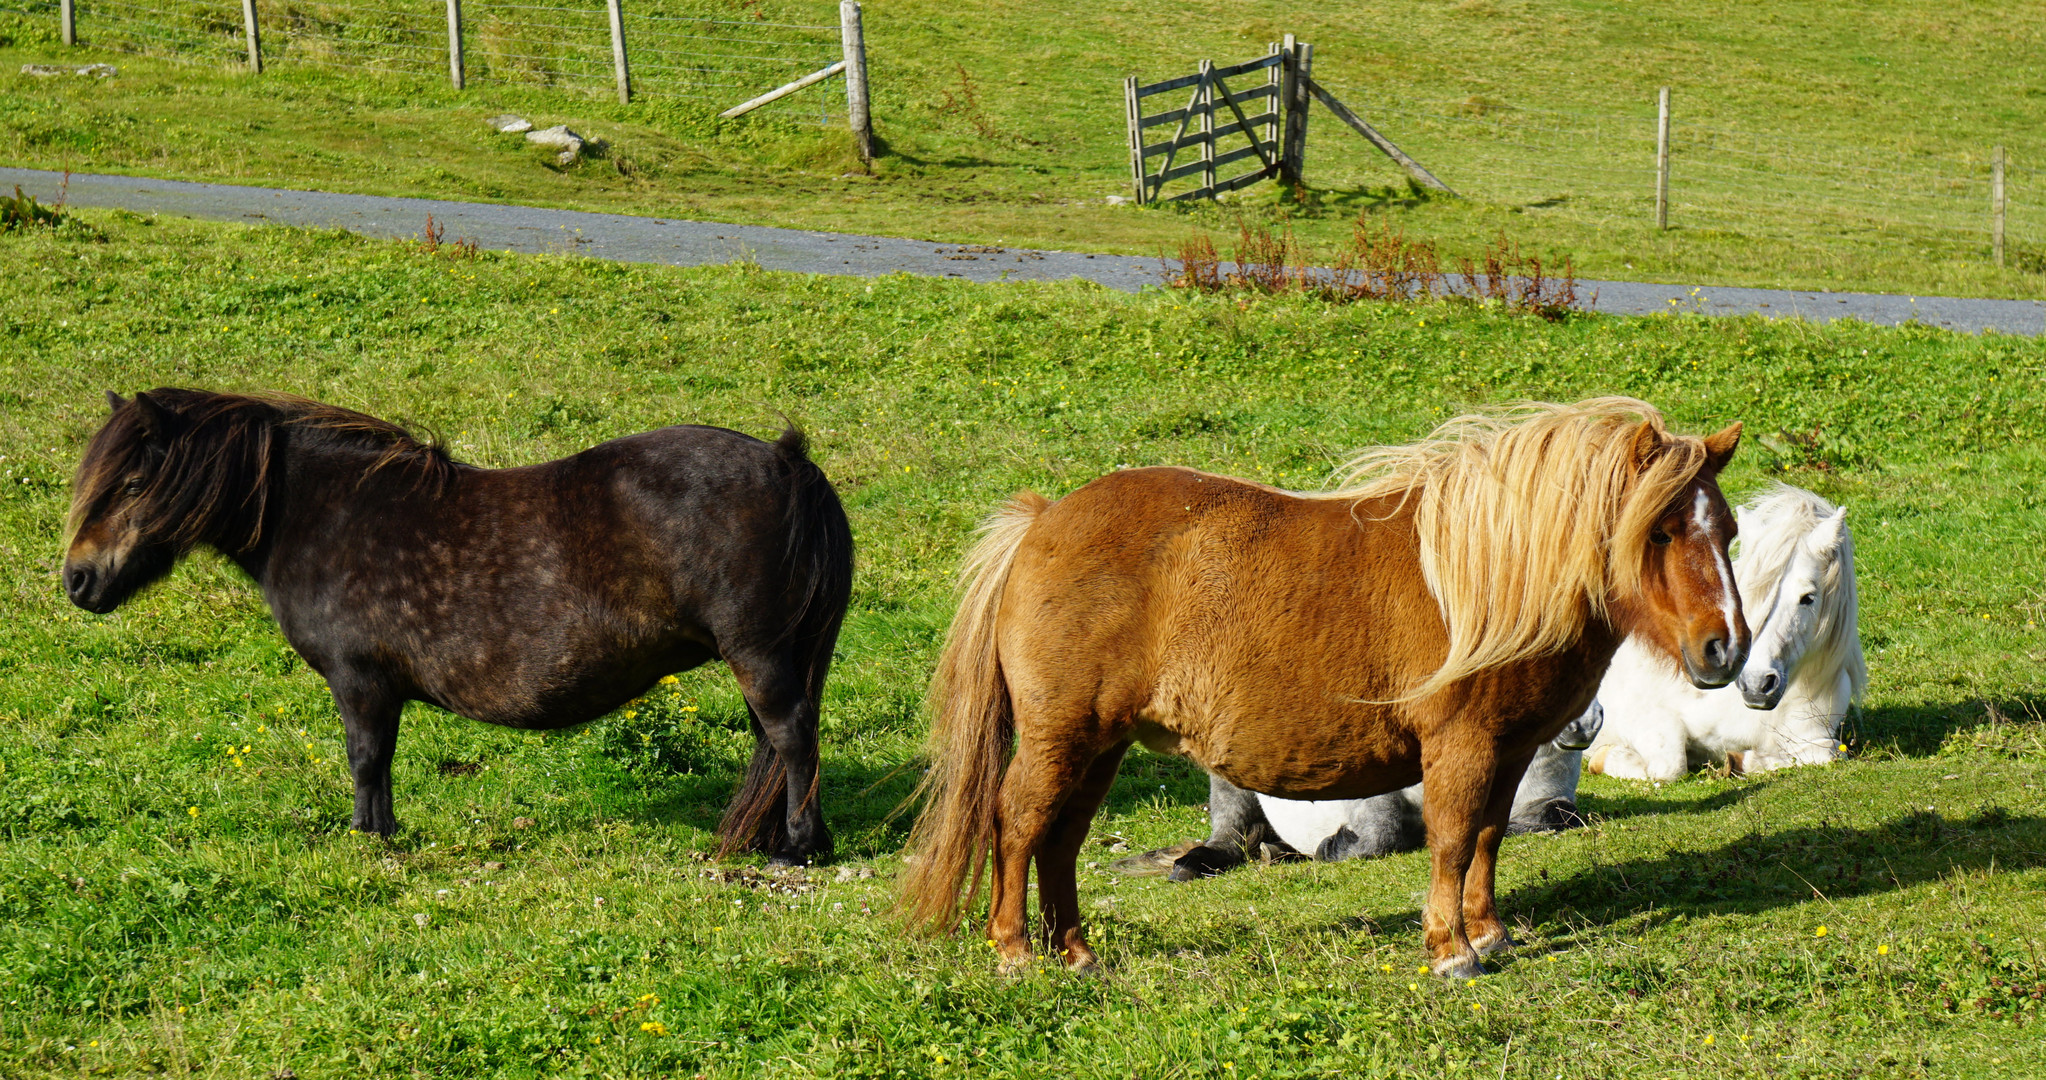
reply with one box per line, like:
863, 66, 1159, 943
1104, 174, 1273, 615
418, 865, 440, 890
1733, 484, 1867, 702
1310, 398, 1712, 700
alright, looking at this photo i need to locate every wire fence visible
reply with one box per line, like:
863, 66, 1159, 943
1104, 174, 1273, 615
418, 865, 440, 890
1312, 85, 2038, 265
3, 0, 2033, 261
3, 0, 846, 122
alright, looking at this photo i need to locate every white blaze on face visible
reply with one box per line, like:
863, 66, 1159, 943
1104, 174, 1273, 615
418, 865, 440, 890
1693, 486, 1739, 642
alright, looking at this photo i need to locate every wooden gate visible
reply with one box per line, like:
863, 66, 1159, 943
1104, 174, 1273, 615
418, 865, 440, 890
1124, 42, 1292, 205
1125, 36, 1452, 205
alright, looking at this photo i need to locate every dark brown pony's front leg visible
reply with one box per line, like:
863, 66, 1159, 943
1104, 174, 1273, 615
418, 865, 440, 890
1419, 735, 1500, 979
1463, 749, 1535, 957
1036, 742, 1130, 972
329, 676, 403, 836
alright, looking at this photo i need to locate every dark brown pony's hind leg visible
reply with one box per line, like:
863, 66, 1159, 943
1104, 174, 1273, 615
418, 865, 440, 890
329, 675, 403, 836
723, 650, 832, 866
1036, 741, 1130, 972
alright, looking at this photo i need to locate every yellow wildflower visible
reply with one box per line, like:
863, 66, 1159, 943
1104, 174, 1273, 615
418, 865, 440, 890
1704, 1035, 1715, 1046
1878, 944, 1890, 956
640, 1020, 668, 1036
188, 806, 199, 817
1815, 926, 1829, 937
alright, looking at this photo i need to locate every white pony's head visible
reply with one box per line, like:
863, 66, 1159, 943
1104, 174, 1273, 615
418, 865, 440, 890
1729, 485, 1867, 762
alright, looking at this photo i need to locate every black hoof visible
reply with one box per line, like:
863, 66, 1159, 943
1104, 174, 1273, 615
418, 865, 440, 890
1166, 845, 1241, 881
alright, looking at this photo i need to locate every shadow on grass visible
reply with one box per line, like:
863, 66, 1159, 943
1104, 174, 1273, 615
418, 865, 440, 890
1300, 806, 2045, 961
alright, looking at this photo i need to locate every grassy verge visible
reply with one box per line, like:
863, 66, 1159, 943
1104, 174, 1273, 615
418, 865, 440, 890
3, 0, 2044, 299
0, 211, 2043, 1076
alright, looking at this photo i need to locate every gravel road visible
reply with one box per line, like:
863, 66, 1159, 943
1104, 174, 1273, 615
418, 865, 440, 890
7, 167, 2039, 335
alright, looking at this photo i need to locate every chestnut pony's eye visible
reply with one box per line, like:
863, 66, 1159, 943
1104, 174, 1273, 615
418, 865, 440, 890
1650, 530, 1672, 545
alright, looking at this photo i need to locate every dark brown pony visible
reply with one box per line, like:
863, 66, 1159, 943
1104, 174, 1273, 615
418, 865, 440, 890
64, 390, 852, 864
901, 398, 1746, 977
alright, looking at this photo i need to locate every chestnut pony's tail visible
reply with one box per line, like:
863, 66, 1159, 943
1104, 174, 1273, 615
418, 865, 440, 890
898, 491, 1050, 932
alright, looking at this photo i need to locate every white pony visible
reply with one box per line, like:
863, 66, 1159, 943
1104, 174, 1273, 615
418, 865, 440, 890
1589, 484, 1866, 781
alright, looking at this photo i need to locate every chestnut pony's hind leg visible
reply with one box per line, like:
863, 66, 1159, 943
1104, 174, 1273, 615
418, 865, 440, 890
987, 735, 1099, 974
1463, 749, 1535, 957
1419, 735, 1501, 979
1035, 742, 1131, 972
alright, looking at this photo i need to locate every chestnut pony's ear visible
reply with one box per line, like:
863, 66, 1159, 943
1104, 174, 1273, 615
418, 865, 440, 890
131, 392, 173, 447
1702, 421, 1742, 474
1630, 419, 1663, 467
105, 390, 127, 412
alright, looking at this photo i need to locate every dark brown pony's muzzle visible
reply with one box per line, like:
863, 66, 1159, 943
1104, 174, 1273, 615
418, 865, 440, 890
64, 560, 116, 614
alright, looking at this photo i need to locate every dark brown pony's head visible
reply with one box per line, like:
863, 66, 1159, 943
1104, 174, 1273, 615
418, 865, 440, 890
64, 389, 450, 613
64, 390, 279, 613
1614, 420, 1750, 688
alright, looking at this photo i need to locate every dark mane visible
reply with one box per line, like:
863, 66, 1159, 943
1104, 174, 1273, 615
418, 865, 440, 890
68, 389, 458, 554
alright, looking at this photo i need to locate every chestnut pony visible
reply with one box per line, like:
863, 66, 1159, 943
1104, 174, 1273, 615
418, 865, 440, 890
901, 398, 1746, 977
63, 390, 851, 865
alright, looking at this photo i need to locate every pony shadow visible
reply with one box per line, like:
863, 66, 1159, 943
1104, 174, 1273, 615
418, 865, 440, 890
1579, 781, 1768, 820
1854, 698, 2041, 759
1332, 807, 2043, 957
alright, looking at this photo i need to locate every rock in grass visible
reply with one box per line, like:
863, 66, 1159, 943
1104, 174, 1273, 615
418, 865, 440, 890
485, 114, 533, 134
526, 125, 586, 165
526, 125, 584, 152
20, 65, 68, 77
75, 63, 118, 77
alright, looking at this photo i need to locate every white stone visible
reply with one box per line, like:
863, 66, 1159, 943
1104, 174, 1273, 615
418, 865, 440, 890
486, 114, 533, 134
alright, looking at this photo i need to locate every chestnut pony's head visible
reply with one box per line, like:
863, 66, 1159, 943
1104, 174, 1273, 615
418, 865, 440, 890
1321, 397, 1747, 698
1611, 418, 1749, 688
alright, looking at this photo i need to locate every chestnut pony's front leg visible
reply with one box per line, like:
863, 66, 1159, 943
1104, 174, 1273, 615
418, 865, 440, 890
1419, 734, 1500, 979
1463, 748, 1536, 957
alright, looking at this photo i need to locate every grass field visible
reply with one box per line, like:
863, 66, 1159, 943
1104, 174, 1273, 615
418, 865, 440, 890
2, 210, 2045, 1077
3, 0, 2045, 299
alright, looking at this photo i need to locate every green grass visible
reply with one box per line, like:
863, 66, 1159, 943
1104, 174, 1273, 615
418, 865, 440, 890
3, 0, 2045, 299
2, 211, 2044, 1076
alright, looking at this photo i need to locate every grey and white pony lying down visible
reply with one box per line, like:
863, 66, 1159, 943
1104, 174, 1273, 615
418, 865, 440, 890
1119, 703, 1603, 881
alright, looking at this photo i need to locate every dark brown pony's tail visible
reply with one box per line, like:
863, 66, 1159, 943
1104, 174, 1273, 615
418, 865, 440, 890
898, 491, 1051, 933
715, 426, 854, 856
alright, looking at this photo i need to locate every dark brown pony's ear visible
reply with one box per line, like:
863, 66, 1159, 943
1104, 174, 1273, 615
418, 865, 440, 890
1630, 419, 1664, 467
132, 392, 173, 447
1702, 421, 1742, 473
105, 390, 127, 412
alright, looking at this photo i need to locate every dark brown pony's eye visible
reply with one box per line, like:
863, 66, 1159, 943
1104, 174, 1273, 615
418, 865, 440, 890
124, 477, 146, 496
1650, 529, 1673, 545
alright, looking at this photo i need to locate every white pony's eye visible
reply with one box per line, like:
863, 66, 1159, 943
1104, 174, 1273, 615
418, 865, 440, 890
1798, 593, 1816, 606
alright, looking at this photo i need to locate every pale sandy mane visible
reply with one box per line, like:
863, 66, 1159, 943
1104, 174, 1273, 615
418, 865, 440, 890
1734, 484, 1867, 702
1307, 397, 1709, 700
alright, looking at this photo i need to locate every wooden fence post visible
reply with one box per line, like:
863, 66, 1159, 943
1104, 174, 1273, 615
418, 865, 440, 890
1125, 75, 1146, 204
1992, 144, 2006, 268
241, 0, 262, 72
1264, 41, 1282, 179
1198, 60, 1216, 198
445, 0, 464, 90
1278, 34, 1299, 185
60, 0, 74, 46
606, 0, 630, 104
1655, 86, 1671, 230
841, 1, 873, 162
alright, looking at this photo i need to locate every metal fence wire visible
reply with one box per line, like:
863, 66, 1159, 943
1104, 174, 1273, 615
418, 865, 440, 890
8, 0, 846, 122
1319, 87, 2037, 263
